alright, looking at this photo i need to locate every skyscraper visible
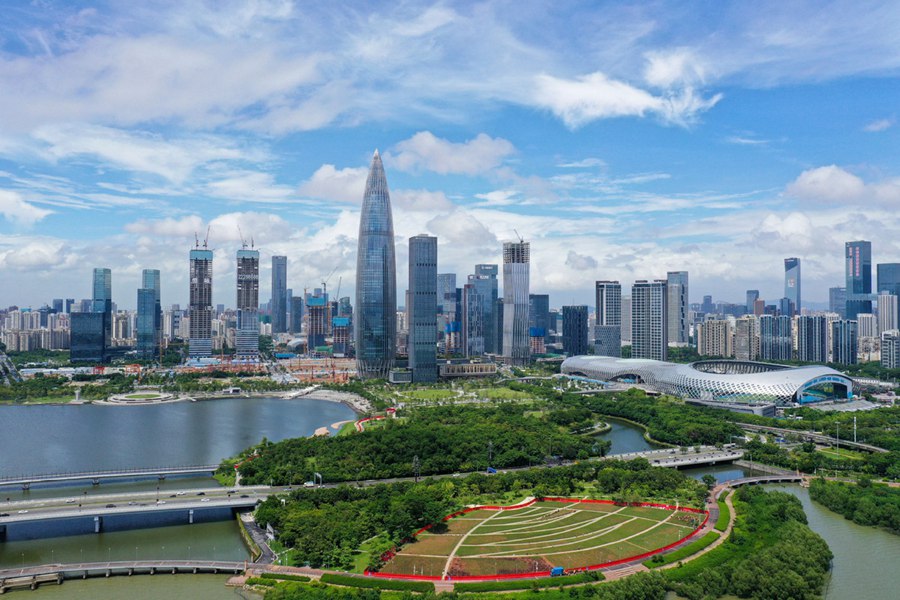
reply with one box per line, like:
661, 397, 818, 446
734, 316, 758, 361
271, 256, 287, 334
355, 150, 397, 379
464, 264, 498, 355
829, 287, 847, 318
631, 280, 667, 361
136, 268, 161, 359
845, 241, 872, 320
189, 244, 213, 358
696, 320, 732, 357
882, 332, 900, 369
666, 271, 689, 345
784, 258, 801, 316
876, 263, 900, 295
92, 268, 112, 314
594, 280, 622, 357
745, 290, 759, 315
831, 320, 858, 365
528, 294, 550, 342
562, 305, 589, 355
408, 235, 437, 382
236, 246, 260, 359
797, 315, 828, 363
502, 240, 530, 365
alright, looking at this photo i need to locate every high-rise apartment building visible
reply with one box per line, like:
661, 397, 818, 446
502, 241, 530, 365
355, 150, 397, 378
271, 256, 287, 334
189, 244, 213, 358
696, 319, 732, 357
631, 280, 667, 361
759, 314, 792, 361
666, 271, 689, 345
136, 268, 161, 359
290, 297, 303, 335
878, 293, 898, 335
797, 315, 828, 363
831, 320, 858, 365
784, 258, 801, 316
881, 332, 900, 369
562, 305, 589, 356
236, 247, 260, 359
734, 316, 758, 361
408, 235, 437, 382
620, 296, 631, 343
594, 280, 622, 357
845, 241, 872, 320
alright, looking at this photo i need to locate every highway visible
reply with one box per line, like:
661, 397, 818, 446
738, 423, 888, 453
0, 446, 744, 525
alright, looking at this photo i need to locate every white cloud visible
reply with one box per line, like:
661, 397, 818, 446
33, 124, 262, 184
0, 190, 53, 226
558, 158, 607, 169
863, 118, 894, 132
208, 212, 293, 243
532, 71, 720, 128
206, 171, 297, 204
644, 48, 707, 88
786, 165, 867, 203
473, 190, 519, 207
425, 210, 497, 248
298, 164, 368, 204
0, 238, 77, 271
565, 250, 598, 271
125, 216, 204, 238
388, 132, 515, 175
392, 189, 454, 213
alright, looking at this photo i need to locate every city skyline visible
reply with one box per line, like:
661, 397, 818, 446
1, 2, 900, 308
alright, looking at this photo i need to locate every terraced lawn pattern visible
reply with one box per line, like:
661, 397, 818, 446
376, 498, 708, 581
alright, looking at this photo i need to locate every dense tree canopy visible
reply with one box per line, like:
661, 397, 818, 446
810, 478, 900, 534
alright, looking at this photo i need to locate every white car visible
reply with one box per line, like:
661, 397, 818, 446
65, 498, 76, 504
200, 498, 211, 502
17, 510, 28, 514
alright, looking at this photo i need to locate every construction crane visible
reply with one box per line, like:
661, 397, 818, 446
513, 228, 524, 243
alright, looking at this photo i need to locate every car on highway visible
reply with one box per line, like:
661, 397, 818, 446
176, 491, 186, 496
105, 504, 116, 508
65, 498, 76, 503
240, 494, 249, 498
196, 492, 205, 496
156, 501, 166, 505
0, 512, 9, 517
17, 510, 28, 514
201, 498, 210, 502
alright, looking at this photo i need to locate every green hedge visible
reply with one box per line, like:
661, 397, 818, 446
644, 531, 719, 568
453, 571, 601, 592
715, 496, 731, 531
245, 577, 276, 587
319, 573, 434, 593
260, 572, 311, 582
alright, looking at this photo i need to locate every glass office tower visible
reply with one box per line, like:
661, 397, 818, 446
136, 268, 161, 359
502, 241, 530, 365
408, 234, 437, 382
355, 150, 397, 379
271, 256, 287, 334
189, 246, 213, 358
845, 241, 872, 320
784, 257, 801, 316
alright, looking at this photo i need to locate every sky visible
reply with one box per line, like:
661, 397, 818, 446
1, 0, 899, 311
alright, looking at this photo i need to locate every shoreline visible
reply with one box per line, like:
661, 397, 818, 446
1, 388, 374, 414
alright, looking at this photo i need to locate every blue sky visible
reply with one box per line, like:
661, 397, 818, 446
1, 0, 899, 310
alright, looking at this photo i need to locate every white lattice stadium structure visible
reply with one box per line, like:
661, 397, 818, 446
561, 356, 853, 405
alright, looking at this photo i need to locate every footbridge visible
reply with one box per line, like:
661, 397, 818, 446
724, 474, 805, 487
0, 464, 220, 489
0, 560, 245, 594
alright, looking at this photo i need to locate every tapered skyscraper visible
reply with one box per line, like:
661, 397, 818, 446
189, 243, 213, 358
355, 150, 396, 378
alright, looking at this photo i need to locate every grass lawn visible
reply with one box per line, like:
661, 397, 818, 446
817, 446, 865, 461
124, 393, 162, 399
1, 395, 75, 404
402, 389, 457, 401
476, 388, 532, 401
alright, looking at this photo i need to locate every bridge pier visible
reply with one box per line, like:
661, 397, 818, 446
157, 475, 166, 481
91, 479, 100, 486
21, 483, 29, 491
189, 509, 194, 524
93, 516, 102, 534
